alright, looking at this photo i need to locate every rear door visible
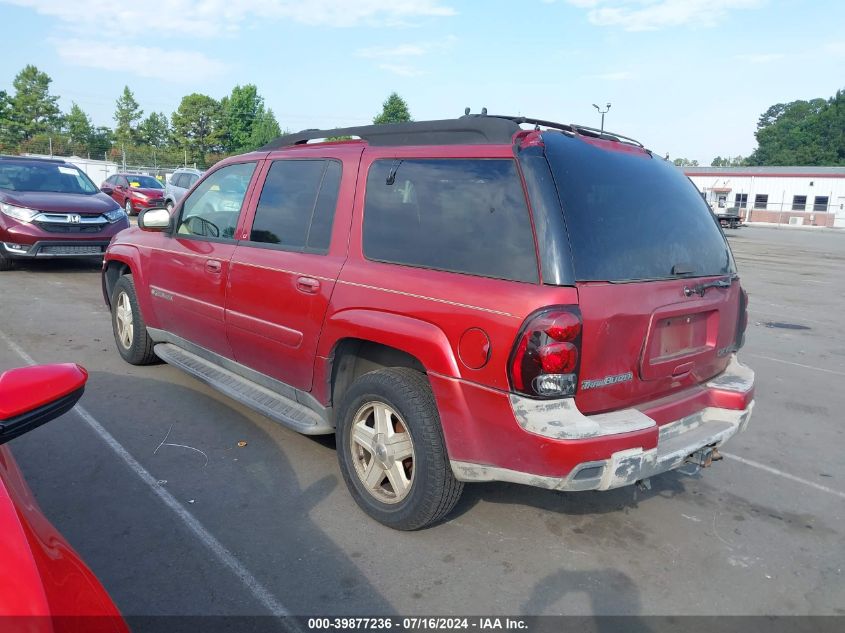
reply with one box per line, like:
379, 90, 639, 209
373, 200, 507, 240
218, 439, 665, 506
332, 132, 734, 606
147, 160, 261, 358
225, 146, 362, 391
543, 133, 741, 414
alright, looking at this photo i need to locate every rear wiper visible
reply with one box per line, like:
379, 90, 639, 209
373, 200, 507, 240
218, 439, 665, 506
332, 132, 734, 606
684, 277, 732, 297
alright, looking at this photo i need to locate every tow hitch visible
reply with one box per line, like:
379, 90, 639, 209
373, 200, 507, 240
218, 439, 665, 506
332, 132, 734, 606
685, 446, 723, 468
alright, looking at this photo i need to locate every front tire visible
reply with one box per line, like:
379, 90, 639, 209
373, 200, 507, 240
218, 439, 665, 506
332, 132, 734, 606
111, 274, 157, 365
0, 251, 13, 271
336, 368, 463, 530
125, 199, 135, 216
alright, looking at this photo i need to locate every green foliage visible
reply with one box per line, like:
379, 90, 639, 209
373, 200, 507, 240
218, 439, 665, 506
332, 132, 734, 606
710, 155, 748, 167
673, 158, 699, 167
4, 65, 62, 144
114, 86, 143, 147
138, 112, 170, 147
747, 90, 845, 165
373, 92, 412, 124
65, 102, 93, 146
248, 108, 281, 148
171, 93, 223, 166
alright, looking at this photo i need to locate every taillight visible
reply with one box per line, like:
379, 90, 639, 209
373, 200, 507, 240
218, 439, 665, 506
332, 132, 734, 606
736, 287, 749, 349
509, 307, 582, 398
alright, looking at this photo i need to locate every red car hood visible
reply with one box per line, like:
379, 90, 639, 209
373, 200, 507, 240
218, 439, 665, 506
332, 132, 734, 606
130, 188, 163, 198
0, 445, 126, 632
1, 192, 118, 216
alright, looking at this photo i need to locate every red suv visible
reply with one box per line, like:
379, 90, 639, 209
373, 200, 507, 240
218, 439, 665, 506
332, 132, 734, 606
0, 156, 130, 270
102, 115, 754, 530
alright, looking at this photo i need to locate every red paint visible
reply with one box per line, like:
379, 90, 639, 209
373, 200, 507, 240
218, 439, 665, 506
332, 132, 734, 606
0, 365, 126, 630
458, 328, 491, 370
0, 364, 87, 419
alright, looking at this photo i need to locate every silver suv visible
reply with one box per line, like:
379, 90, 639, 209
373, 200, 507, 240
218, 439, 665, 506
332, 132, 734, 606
163, 168, 203, 211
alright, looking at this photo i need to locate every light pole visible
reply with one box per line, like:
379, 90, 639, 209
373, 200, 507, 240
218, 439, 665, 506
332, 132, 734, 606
592, 102, 611, 135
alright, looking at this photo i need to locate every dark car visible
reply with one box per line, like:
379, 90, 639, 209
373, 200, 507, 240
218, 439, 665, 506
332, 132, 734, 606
103, 115, 754, 530
0, 156, 130, 270
101, 173, 165, 216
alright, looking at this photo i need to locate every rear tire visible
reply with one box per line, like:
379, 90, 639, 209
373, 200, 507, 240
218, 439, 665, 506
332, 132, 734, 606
336, 368, 463, 530
111, 274, 157, 365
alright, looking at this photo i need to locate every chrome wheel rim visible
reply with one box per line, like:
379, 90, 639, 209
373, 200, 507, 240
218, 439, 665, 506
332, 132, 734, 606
125, 200, 132, 214
115, 291, 134, 350
349, 401, 415, 504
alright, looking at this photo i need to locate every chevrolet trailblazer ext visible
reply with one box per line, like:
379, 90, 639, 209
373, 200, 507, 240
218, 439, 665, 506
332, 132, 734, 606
102, 115, 754, 530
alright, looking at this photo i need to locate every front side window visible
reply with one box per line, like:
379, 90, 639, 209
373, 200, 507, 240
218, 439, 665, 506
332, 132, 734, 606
178, 162, 257, 240
362, 159, 537, 283
249, 159, 341, 253
171, 173, 186, 188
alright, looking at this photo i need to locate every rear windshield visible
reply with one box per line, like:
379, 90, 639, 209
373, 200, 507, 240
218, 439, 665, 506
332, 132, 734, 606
544, 133, 735, 282
0, 161, 99, 195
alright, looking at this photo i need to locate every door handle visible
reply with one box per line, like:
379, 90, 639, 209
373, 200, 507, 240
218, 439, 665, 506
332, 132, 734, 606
296, 276, 320, 294
205, 259, 222, 274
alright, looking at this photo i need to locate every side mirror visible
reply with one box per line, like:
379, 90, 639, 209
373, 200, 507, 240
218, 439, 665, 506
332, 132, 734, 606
101, 186, 114, 195
138, 207, 172, 232
0, 364, 87, 445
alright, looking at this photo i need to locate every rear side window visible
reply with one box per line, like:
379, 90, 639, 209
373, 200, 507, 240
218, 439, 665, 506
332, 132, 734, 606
363, 159, 537, 283
249, 160, 341, 253
543, 134, 735, 282
172, 173, 186, 188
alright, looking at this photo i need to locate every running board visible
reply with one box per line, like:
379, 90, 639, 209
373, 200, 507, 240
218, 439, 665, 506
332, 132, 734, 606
154, 343, 333, 435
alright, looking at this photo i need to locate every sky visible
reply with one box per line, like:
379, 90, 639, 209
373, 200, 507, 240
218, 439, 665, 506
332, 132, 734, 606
1, 0, 843, 163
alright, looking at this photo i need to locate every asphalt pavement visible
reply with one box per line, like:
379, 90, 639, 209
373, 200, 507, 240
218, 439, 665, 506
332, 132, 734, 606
0, 225, 842, 618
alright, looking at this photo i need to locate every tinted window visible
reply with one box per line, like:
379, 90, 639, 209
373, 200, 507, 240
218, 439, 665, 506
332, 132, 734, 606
544, 133, 735, 282
250, 160, 341, 253
171, 173, 186, 188
188, 174, 199, 187
178, 162, 257, 240
363, 159, 537, 283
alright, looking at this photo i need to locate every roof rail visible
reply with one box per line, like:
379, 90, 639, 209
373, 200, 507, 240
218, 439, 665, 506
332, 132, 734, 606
260, 114, 644, 150
260, 116, 521, 150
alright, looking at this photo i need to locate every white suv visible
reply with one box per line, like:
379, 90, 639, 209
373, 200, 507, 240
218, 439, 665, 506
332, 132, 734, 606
163, 168, 203, 211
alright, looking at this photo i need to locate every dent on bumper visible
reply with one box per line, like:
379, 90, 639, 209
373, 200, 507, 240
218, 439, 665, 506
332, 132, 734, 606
451, 354, 755, 492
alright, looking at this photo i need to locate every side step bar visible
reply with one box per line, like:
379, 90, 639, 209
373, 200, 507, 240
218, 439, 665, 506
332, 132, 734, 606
154, 343, 333, 435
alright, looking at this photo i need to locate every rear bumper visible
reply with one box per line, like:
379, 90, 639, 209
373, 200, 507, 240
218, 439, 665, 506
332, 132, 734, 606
441, 354, 754, 491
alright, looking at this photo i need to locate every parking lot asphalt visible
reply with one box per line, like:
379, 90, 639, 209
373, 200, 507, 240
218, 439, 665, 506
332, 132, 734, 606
0, 225, 843, 618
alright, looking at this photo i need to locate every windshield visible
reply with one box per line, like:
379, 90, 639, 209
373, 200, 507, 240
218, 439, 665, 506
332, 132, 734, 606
544, 133, 735, 282
126, 175, 164, 189
0, 161, 99, 195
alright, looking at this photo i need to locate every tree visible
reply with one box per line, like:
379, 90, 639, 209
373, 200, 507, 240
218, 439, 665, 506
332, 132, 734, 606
171, 93, 223, 165
114, 86, 143, 147
673, 158, 699, 167
138, 112, 170, 147
65, 102, 93, 147
249, 108, 281, 148
88, 127, 114, 158
711, 155, 748, 167
221, 84, 264, 153
373, 92, 412, 124
5, 65, 62, 144
747, 90, 844, 165
0, 90, 12, 149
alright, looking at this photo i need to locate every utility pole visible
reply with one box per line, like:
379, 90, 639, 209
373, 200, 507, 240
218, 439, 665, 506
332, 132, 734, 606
49, 137, 53, 157
592, 103, 611, 135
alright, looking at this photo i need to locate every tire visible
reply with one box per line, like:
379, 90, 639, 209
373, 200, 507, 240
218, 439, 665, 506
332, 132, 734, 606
336, 368, 463, 530
166, 200, 174, 212
125, 199, 135, 216
111, 274, 158, 365
0, 251, 13, 271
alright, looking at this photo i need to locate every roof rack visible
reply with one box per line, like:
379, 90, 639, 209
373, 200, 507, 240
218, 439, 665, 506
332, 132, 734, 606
260, 113, 644, 150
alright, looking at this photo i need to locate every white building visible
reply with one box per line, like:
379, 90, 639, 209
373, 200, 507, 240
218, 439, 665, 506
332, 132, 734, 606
24, 153, 119, 185
684, 166, 845, 228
